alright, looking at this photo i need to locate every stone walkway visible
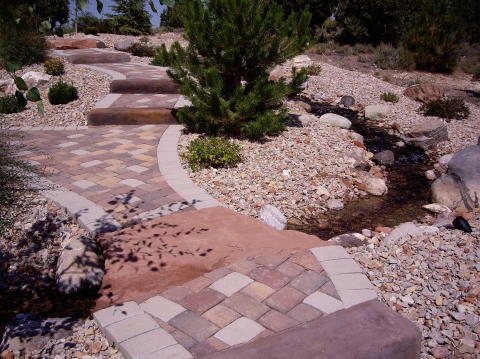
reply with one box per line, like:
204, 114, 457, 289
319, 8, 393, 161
94, 246, 378, 359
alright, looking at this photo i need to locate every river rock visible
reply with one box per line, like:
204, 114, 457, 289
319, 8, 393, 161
425, 170, 437, 180
349, 132, 364, 144
339, 96, 355, 108
114, 39, 134, 52
364, 104, 390, 121
431, 144, 480, 211
326, 199, 344, 210
0, 314, 80, 355
364, 176, 387, 196
423, 203, 451, 214
403, 118, 448, 150
291, 100, 311, 112
381, 222, 439, 247
259, 204, 287, 230
56, 236, 104, 294
452, 216, 472, 233
346, 148, 370, 170
319, 113, 351, 129
372, 150, 394, 165
21, 72, 51, 89
328, 233, 367, 248
437, 154, 453, 170
403, 83, 445, 103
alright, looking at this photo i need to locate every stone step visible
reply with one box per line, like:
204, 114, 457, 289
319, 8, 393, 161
110, 78, 179, 94
51, 49, 131, 64
88, 108, 177, 126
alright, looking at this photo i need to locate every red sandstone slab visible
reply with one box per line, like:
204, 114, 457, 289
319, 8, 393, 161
95, 207, 329, 310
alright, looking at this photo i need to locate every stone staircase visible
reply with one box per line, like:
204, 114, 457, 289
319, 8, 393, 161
52, 48, 188, 126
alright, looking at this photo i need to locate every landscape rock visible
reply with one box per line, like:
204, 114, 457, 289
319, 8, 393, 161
326, 199, 344, 210
329, 233, 367, 247
364, 104, 390, 121
437, 154, 453, 169
422, 203, 451, 214
425, 170, 437, 180
292, 55, 312, 67
113, 39, 134, 52
319, 113, 351, 129
431, 144, 480, 211
259, 204, 287, 230
364, 176, 387, 196
381, 222, 439, 247
21, 72, 51, 89
373, 150, 395, 165
0, 79, 15, 95
47, 38, 105, 50
346, 148, 370, 170
0, 314, 80, 355
403, 83, 445, 103
403, 119, 449, 150
452, 216, 472, 233
291, 100, 311, 112
349, 131, 364, 144
339, 96, 355, 108
56, 236, 104, 294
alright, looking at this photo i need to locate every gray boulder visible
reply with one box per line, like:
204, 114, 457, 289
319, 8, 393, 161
56, 236, 104, 294
339, 96, 355, 108
381, 222, 438, 247
431, 144, 480, 211
373, 150, 395, 165
259, 204, 287, 230
326, 199, 344, 210
403, 119, 448, 150
114, 39, 134, 51
365, 104, 390, 121
319, 113, 351, 129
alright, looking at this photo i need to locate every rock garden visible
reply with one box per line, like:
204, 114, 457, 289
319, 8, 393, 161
0, 0, 479, 358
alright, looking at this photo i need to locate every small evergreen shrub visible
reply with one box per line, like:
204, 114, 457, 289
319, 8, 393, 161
305, 65, 322, 75
54, 27, 64, 37
420, 97, 470, 120
381, 92, 399, 103
119, 25, 143, 36
84, 27, 98, 35
44, 57, 65, 76
373, 43, 400, 69
48, 81, 78, 105
139, 36, 150, 44
127, 43, 155, 57
182, 137, 242, 171
0, 95, 26, 114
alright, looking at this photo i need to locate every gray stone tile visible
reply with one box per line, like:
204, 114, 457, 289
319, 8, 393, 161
214, 317, 265, 346
119, 328, 177, 359
289, 270, 330, 295
330, 273, 373, 291
144, 344, 193, 359
140, 296, 186, 322
80, 160, 103, 168
310, 246, 351, 262
209, 272, 253, 297
321, 259, 363, 276
338, 289, 377, 308
94, 302, 144, 329
104, 313, 159, 344
169, 311, 219, 343
120, 178, 145, 187
303, 292, 344, 314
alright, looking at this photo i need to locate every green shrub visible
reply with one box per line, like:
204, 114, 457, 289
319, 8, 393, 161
44, 57, 65, 76
0, 94, 26, 114
127, 43, 155, 57
420, 97, 470, 120
373, 43, 400, 69
84, 26, 98, 35
119, 25, 143, 36
312, 42, 337, 55
381, 92, 399, 103
182, 137, 242, 171
48, 81, 78, 105
459, 56, 480, 75
54, 27, 64, 37
0, 31, 46, 66
357, 54, 371, 63
139, 36, 149, 44
304, 65, 322, 75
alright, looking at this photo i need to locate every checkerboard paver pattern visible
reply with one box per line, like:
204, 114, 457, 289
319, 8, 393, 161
94, 246, 378, 359
18, 125, 193, 223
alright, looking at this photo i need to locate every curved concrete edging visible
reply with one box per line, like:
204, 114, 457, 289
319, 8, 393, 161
157, 125, 225, 210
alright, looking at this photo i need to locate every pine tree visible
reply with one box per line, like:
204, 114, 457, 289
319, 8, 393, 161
109, 0, 151, 34
153, 0, 312, 140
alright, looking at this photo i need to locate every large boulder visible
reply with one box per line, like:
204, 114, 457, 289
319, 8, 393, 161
403, 83, 445, 103
21, 72, 51, 89
403, 118, 448, 150
364, 104, 390, 121
114, 39, 135, 52
259, 204, 287, 230
319, 113, 351, 129
47, 38, 105, 50
431, 144, 480, 211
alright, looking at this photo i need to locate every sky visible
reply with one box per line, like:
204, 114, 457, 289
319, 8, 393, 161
70, 0, 167, 27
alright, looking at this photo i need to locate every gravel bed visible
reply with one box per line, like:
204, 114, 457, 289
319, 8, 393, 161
179, 118, 379, 220
348, 216, 480, 358
0, 63, 110, 127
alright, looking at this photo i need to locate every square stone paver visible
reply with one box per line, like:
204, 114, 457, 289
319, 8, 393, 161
223, 292, 269, 320
126, 165, 149, 173
258, 310, 299, 332
80, 160, 103, 168
214, 317, 265, 346
310, 246, 351, 262
181, 288, 225, 314
254, 255, 288, 269
57, 141, 77, 148
120, 178, 146, 187
140, 296, 186, 322
303, 292, 344, 314
119, 328, 177, 358
202, 304, 241, 327
249, 267, 291, 290
129, 148, 149, 155
277, 261, 305, 278
94, 302, 144, 329
171, 330, 197, 350
209, 272, 253, 297
169, 311, 219, 342
330, 273, 373, 291
204, 267, 232, 281
321, 258, 363, 276
228, 259, 258, 275
162, 286, 194, 302
265, 286, 305, 313
287, 303, 323, 323
338, 289, 377, 308
241, 282, 275, 302
72, 179, 96, 190
104, 313, 159, 343
144, 344, 193, 359
70, 149, 90, 155
289, 270, 330, 295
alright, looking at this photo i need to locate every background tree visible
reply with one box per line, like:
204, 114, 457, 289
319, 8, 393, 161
153, 0, 312, 140
108, 0, 152, 34
275, 0, 336, 28
31, 0, 69, 29
159, 0, 185, 29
